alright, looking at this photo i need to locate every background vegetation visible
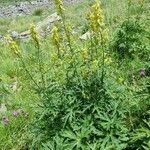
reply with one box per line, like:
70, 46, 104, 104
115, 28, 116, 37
0, 0, 150, 149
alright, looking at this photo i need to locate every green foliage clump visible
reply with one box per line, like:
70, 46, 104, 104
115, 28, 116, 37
112, 18, 149, 60
33, 8, 44, 16
111, 0, 150, 60
0, 0, 149, 149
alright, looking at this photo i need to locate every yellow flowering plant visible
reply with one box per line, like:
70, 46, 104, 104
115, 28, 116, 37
6, 36, 21, 56
86, 1, 109, 86
4, 1, 149, 149
51, 25, 62, 58
30, 25, 40, 49
87, 1, 104, 33
54, 0, 64, 15
5, 35, 40, 88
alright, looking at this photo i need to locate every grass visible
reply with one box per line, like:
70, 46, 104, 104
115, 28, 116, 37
0, 0, 150, 149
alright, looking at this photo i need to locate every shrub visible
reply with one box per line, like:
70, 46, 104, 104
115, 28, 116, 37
33, 8, 44, 16
112, 18, 149, 60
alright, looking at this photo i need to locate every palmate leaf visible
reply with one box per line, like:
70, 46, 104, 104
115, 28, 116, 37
142, 143, 150, 150
62, 130, 77, 140
87, 142, 98, 150
132, 120, 150, 142
93, 101, 129, 149
64, 140, 88, 150
41, 135, 65, 150
130, 120, 150, 150
61, 118, 92, 149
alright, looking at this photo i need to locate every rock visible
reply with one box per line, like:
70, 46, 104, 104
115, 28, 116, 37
0, 0, 83, 18
19, 12, 61, 39
11, 81, 18, 92
31, 1, 38, 5
36, 12, 61, 31
10, 31, 19, 39
79, 31, 91, 40
2, 12, 61, 41
20, 30, 30, 39
36, 12, 61, 36
0, 104, 7, 116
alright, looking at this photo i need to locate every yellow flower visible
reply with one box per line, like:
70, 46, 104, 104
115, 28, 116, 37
51, 25, 62, 58
51, 26, 60, 46
81, 49, 88, 61
102, 28, 109, 43
6, 36, 20, 56
92, 59, 99, 71
87, 1, 104, 32
30, 25, 40, 49
54, 0, 64, 15
80, 66, 89, 78
86, 1, 108, 45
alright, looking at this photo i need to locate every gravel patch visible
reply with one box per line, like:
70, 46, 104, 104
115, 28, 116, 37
0, 0, 83, 18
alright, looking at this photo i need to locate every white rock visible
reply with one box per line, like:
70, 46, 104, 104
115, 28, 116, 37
31, 1, 38, 5
79, 31, 91, 40
36, 12, 61, 34
0, 104, 7, 115
36, 12, 61, 30
11, 81, 18, 92
11, 31, 19, 39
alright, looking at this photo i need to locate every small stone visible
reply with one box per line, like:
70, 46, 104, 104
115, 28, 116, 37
31, 1, 38, 5
0, 104, 7, 114
10, 31, 19, 39
11, 81, 18, 92
79, 31, 91, 40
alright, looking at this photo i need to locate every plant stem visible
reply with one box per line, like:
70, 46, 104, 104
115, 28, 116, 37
19, 55, 40, 89
37, 46, 45, 88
